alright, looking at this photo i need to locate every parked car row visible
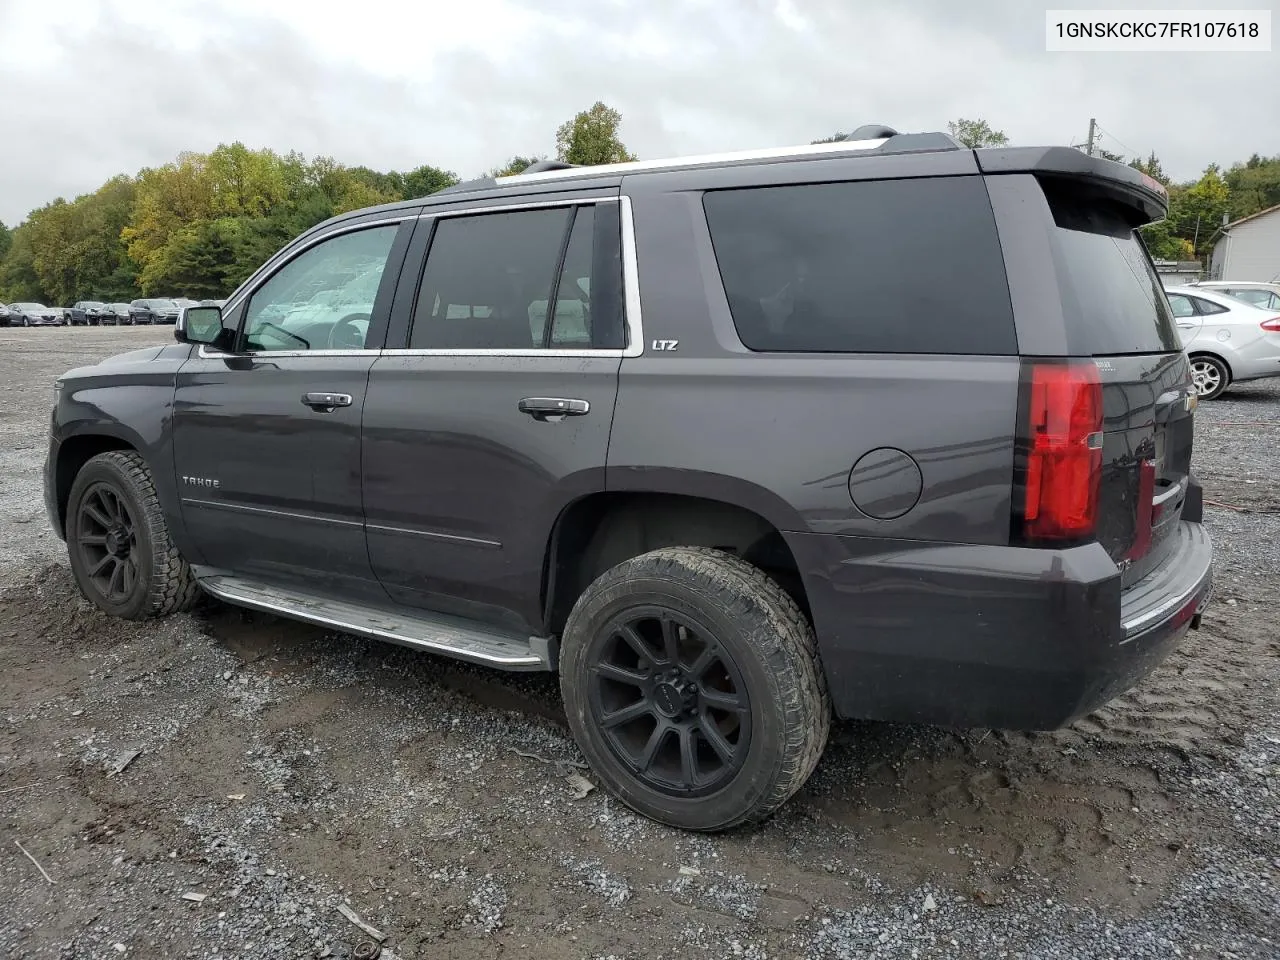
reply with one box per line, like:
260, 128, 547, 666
2, 298, 226, 327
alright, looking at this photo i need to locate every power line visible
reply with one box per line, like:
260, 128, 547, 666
1095, 123, 1140, 159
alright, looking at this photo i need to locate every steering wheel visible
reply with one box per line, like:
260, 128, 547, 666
327, 312, 371, 350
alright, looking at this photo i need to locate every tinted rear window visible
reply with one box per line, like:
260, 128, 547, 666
1039, 177, 1180, 355
703, 177, 1016, 355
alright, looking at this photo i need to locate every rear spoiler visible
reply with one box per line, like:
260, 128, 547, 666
975, 146, 1168, 223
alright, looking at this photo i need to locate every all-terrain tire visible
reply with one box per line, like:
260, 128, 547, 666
560, 546, 830, 831
66, 450, 200, 620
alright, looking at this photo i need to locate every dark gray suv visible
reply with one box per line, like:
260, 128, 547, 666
44, 126, 1213, 830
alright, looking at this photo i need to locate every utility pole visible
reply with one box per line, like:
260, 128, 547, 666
1086, 118, 1097, 157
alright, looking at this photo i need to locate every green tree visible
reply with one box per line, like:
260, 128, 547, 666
488, 155, 541, 177
151, 220, 241, 298
0, 221, 11, 263
1139, 218, 1195, 260
205, 143, 291, 219
400, 164, 459, 197
1175, 166, 1230, 256
1130, 152, 1170, 185
946, 118, 1009, 148
811, 133, 850, 144
0, 225, 45, 301
1224, 153, 1280, 221
555, 102, 637, 165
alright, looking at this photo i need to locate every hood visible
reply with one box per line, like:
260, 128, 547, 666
101, 343, 194, 365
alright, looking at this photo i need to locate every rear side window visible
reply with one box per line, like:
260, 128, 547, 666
703, 177, 1016, 355
1039, 177, 1180, 355
1189, 296, 1228, 315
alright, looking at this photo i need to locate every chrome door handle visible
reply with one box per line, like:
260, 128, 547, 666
518, 397, 590, 420
302, 392, 353, 411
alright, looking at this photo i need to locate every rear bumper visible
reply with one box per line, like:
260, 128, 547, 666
789, 521, 1212, 730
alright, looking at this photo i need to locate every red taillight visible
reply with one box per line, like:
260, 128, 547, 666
1018, 361, 1104, 543
1260, 317, 1280, 332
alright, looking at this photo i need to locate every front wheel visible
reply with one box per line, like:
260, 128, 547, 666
1191, 354, 1230, 400
66, 450, 200, 620
560, 547, 830, 831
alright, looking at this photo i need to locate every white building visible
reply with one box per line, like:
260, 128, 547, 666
1210, 203, 1280, 281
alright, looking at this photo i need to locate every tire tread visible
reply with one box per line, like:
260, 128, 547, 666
82, 450, 199, 619
562, 545, 830, 830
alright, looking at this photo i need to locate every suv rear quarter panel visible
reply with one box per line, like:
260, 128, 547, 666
609, 162, 1021, 546
608, 161, 1045, 724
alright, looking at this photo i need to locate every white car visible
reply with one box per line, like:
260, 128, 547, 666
1187, 280, 1280, 311
1164, 285, 1280, 399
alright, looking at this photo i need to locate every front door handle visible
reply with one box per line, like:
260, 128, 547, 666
302, 391, 353, 411
518, 397, 590, 420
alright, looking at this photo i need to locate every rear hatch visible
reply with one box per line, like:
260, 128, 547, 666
996, 167, 1195, 585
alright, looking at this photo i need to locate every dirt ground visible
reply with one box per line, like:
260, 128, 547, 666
1, 326, 1278, 959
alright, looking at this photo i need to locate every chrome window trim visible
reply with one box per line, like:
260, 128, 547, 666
422, 196, 619, 217
197, 196, 644, 361
198, 346, 377, 359
494, 137, 891, 184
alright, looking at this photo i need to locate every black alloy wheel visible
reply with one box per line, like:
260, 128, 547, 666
587, 606, 752, 797
74, 482, 140, 604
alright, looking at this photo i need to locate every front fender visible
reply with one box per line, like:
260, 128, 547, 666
53, 349, 198, 561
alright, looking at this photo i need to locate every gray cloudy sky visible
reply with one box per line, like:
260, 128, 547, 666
1, 0, 1277, 225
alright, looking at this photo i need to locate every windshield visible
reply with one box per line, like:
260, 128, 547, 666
16, 303, 46, 310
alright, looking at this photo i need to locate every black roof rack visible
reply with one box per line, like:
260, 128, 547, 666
436, 176, 497, 195
521, 159, 580, 174
876, 131, 963, 153
845, 124, 900, 140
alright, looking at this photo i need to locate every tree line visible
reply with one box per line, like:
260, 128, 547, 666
0, 101, 635, 304
3, 108, 1278, 304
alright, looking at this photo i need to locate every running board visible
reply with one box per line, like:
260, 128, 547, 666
198, 575, 552, 671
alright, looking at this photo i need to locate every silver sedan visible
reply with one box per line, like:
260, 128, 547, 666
1165, 285, 1280, 399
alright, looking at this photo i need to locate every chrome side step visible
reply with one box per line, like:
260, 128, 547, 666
198, 575, 551, 671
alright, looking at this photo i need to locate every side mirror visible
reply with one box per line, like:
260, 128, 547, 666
176, 305, 228, 348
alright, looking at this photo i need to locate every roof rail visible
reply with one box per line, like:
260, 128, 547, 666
494, 129, 961, 184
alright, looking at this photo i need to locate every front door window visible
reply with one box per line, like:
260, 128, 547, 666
242, 225, 399, 352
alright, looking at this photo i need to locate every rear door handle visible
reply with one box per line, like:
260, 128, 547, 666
518, 397, 590, 420
302, 391, 353, 411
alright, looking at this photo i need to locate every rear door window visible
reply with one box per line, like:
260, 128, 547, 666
1038, 178, 1181, 355
1166, 294, 1195, 318
703, 177, 1016, 355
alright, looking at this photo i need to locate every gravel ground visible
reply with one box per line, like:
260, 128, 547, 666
1, 326, 1278, 959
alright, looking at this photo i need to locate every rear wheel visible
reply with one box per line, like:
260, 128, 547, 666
560, 547, 829, 831
67, 451, 200, 620
1191, 354, 1230, 400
